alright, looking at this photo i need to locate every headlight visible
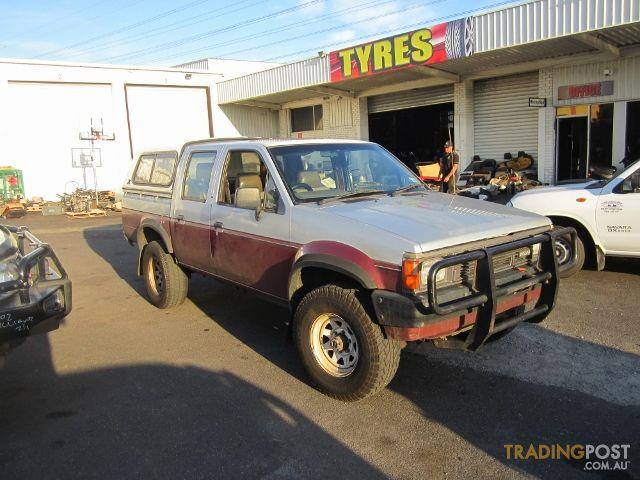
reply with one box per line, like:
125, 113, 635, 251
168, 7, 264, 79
0, 259, 19, 283
402, 256, 472, 293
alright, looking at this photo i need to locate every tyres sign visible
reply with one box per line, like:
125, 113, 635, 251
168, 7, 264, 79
329, 17, 474, 82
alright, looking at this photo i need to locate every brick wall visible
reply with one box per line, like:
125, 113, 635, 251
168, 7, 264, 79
538, 68, 555, 184
454, 80, 474, 169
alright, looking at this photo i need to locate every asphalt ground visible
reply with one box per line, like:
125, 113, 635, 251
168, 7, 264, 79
1, 213, 639, 480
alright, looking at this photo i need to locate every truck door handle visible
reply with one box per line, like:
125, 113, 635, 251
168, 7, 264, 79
213, 221, 224, 231
176, 214, 184, 222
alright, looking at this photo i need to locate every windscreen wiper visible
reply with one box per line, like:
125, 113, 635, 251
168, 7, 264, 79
318, 190, 387, 205
390, 183, 426, 196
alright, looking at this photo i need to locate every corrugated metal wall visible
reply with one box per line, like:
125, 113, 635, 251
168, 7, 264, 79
474, 72, 539, 162
474, 0, 640, 52
173, 59, 209, 70
368, 85, 454, 114
217, 104, 279, 137
327, 97, 354, 127
553, 56, 640, 104
217, 56, 329, 104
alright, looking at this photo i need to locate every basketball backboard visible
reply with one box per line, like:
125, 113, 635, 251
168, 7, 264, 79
71, 148, 102, 168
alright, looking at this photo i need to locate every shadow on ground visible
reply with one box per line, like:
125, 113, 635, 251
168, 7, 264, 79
66, 224, 640, 478
1, 336, 386, 479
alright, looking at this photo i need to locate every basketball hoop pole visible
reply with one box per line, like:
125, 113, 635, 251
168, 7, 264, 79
76, 117, 114, 208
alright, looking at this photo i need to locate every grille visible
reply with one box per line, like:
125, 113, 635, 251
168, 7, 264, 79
492, 247, 536, 274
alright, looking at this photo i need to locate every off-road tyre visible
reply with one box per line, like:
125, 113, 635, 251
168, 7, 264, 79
293, 284, 402, 401
142, 241, 188, 309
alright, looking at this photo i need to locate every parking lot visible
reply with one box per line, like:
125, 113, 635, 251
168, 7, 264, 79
1, 213, 639, 479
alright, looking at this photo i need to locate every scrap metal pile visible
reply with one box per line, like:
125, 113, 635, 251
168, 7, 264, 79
456, 151, 542, 200
56, 189, 121, 217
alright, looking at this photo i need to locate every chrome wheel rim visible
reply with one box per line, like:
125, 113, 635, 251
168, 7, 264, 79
310, 314, 359, 377
555, 237, 572, 265
147, 255, 164, 296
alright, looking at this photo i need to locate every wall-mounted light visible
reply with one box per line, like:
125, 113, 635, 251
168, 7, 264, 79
603, 68, 613, 77
185, 73, 192, 80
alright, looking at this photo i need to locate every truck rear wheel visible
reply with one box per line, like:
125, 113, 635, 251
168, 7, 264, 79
142, 241, 188, 309
293, 284, 401, 401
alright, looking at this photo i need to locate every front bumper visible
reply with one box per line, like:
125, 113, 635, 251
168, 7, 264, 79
372, 227, 576, 350
0, 227, 72, 354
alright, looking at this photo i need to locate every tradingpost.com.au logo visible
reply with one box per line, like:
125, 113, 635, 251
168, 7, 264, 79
504, 444, 631, 472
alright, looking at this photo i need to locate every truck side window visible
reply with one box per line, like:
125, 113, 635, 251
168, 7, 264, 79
133, 155, 154, 184
623, 170, 640, 193
182, 151, 216, 202
150, 153, 176, 186
218, 150, 267, 205
132, 152, 177, 186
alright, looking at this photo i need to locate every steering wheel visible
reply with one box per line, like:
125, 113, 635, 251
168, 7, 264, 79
292, 183, 313, 192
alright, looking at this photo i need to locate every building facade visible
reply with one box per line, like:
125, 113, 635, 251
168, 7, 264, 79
216, 0, 640, 185
0, 58, 272, 199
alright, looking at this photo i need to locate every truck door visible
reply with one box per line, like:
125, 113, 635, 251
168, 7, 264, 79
171, 149, 218, 273
210, 148, 294, 299
595, 164, 640, 254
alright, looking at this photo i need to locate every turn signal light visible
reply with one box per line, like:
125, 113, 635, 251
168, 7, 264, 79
402, 258, 420, 291
576, 197, 587, 202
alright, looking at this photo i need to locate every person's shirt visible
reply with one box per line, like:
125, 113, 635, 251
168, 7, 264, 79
440, 151, 459, 174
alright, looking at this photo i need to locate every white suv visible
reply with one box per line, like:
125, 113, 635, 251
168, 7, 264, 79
509, 159, 640, 277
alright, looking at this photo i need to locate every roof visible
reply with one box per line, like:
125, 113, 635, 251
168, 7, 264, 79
217, 0, 640, 106
181, 137, 372, 151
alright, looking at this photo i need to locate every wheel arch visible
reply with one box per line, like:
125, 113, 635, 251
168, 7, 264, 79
547, 214, 601, 266
288, 242, 385, 312
136, 219, 174, 275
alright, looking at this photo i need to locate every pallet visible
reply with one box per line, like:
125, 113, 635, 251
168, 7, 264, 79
65, 209, 107, 218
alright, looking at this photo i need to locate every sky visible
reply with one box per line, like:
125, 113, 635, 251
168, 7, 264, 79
0, 0, 513, 67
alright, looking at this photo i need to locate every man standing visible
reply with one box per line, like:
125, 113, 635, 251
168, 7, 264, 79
439, 140, 459, 194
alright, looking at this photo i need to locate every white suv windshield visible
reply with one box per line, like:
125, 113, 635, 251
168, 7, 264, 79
268, 143, 423, 202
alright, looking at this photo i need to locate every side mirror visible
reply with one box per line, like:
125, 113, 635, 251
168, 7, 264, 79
235, 187, 261, 210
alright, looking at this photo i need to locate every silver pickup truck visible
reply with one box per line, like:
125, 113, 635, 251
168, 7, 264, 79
122, 138, 574, 401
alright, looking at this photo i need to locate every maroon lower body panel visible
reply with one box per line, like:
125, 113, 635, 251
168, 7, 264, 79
214, 229, 298, 299
172, 219, 215, 273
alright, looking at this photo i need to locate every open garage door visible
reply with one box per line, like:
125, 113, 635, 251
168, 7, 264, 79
368, 85, 454, 171
4, 82, 118, 200
125, 85, 212, 156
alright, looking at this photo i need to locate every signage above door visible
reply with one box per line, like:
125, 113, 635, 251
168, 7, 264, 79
558, 81, 614, 100
529, 97, 547, 107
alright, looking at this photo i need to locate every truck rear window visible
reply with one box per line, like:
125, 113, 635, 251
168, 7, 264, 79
132, 152, 177, 186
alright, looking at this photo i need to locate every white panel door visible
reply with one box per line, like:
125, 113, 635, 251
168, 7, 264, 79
126, 86, 210, 156
4, 82, 116, 200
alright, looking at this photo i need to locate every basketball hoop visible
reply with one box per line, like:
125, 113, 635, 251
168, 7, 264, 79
79, 118, 115, 141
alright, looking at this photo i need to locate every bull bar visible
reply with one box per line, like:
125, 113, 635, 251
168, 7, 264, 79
372, 227, 577, 350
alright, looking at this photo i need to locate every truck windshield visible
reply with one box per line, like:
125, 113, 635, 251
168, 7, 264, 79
268, 143, 424, 203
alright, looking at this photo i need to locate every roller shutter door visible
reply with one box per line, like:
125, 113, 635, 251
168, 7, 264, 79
474, 72, 539, 162
368, 84, 454, 114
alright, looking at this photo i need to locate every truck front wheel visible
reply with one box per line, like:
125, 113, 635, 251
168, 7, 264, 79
293, 284, 401, 401
142, 241, 188, 309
